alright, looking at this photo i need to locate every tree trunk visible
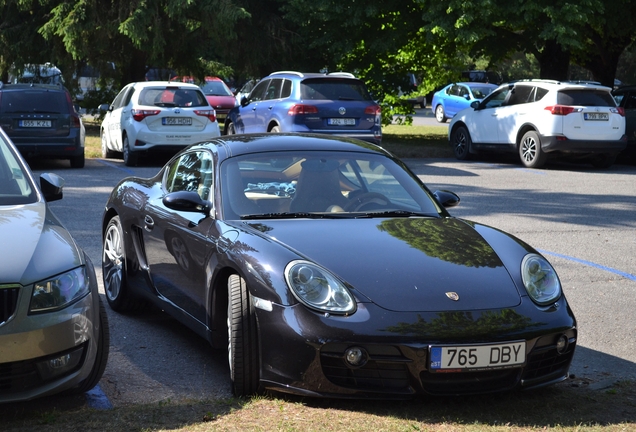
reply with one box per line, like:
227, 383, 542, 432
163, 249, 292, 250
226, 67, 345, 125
537, 39, 570, 81
579, 30, 632, 87
119, 49, 148, 87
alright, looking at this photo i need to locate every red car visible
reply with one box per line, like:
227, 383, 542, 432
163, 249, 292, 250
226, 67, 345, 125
171, 76, 237, 125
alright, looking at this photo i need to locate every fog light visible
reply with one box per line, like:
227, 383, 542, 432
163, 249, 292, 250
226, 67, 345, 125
36, 347, 84, 381
344, 347, 368, 367
556, 335, 568, 354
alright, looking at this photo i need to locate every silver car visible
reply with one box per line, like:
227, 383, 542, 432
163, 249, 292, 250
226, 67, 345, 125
0, 128, 109, 402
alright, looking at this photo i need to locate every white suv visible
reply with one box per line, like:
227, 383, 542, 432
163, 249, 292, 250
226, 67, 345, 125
448, 80, 627, 168
100, 81, 220, 166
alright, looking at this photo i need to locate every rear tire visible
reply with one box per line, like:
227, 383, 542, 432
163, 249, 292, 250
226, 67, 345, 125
590, 153, 616, 169
270, 125, 281, 133
226, 121, 236, 135
227, 274, 260, 397
450, 126, 472, 160
435, 105, 447, 123
70, 153, 85, 168
519, 130, 547, 168
122, 135, 138, 167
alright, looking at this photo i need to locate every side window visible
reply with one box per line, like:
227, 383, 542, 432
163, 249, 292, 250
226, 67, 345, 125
165, 151, 214, 201
482, 88, 509, 109
111, 86, 130, 109
507, 85, 534, 106
625, 93, 636, 110
458, 85, 469, 98
449, 85, 460, 96
122, 87, 135, 106
264, 79, 283, 100
248, 79, 270, 103
535, 87, 549, 101
281, 79, 292, 98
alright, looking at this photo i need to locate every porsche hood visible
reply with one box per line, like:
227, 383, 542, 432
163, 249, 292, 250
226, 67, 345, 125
0, 202, 83, 285
250, 217, 525, 312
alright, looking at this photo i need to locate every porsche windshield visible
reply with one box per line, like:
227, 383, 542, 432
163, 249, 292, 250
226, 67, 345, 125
220, 151, 443, 219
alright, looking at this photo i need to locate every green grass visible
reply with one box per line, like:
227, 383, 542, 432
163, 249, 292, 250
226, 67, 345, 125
82, 122, 453, 160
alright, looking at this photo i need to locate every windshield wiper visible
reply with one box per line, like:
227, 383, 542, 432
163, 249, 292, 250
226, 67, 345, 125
240, 212, 357, 220
356, 210, 437, 218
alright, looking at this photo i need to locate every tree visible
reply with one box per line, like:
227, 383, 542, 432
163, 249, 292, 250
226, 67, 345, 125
36, 0, 248, 88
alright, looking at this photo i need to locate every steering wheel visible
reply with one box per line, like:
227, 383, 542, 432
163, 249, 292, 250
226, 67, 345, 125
344, 192, 390, 212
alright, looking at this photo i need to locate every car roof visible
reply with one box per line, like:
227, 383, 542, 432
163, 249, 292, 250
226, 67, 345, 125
450, 82, 498, 87
0, 82, 68, 92
507, 79, 612, 91
189, 133, 390, 160
266, 71, 358, 80
133, 81, 202, 89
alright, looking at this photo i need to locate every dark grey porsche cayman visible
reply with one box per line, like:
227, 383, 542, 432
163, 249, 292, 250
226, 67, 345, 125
101, 133, 576, 398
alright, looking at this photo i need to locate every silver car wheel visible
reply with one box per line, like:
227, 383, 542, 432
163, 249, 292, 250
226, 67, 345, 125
103, 221, 124, 302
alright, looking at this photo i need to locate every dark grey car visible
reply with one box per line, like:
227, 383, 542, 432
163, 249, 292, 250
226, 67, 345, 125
0, 82, 86, 168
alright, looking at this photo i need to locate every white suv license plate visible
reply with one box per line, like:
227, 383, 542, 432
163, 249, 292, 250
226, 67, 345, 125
430, 341, 526, 372
584, 112, 609, 121
162, 117, 193, 126
328, 118, 355, 126
19, 120, 51, 127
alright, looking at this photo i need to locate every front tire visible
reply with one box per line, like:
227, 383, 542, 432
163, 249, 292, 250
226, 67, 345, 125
451, 125, 472, 160
72, 297, 110, 393
102, 216, 143, 312
435, 105, 447, 123
101, 131, 115, 158
227, 274, 260, 397
519, 130, 547, 168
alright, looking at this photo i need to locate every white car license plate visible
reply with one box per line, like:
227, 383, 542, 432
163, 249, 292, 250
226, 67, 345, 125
429, 341, 526, 372
19, 120, 51, 127
328, 118, 355, 126
162, 117, 192, 126
584, 112, 609, 121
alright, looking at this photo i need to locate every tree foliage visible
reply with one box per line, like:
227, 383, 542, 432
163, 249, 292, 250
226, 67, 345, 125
2, 0, 636, 105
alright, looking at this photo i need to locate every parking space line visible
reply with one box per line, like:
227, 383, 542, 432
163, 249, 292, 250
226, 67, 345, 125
539, 249, 636, 282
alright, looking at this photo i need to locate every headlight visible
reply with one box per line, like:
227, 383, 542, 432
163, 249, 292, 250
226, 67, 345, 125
285, 260, 356, 315
30, 266, 90, 313
521, 254, 561, 305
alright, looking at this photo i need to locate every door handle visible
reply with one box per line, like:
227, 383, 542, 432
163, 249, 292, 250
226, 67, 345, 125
144, 215, 155, 231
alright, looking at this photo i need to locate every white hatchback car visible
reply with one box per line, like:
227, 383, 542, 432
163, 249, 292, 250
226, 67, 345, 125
448, 79, 627, 168
100, 81, 220, 166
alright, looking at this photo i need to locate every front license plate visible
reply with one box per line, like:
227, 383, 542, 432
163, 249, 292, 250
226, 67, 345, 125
430, 341, 526, 372
162, 117, 192, 125
328, 118, 355, 126
19, 120, 51, 127
584, 112, 609, 121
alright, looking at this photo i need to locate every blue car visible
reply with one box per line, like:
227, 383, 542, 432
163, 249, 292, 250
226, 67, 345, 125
224, 71, 382, 145
432, 82, 498, 123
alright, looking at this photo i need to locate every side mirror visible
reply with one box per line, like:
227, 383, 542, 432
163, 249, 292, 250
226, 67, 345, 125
163, 191, 211, 213
470, 100, 480, 109
240, 96, 250, 107
40, 173, 64, 202
98, 103, 111, 111
433, 190, 460, 208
